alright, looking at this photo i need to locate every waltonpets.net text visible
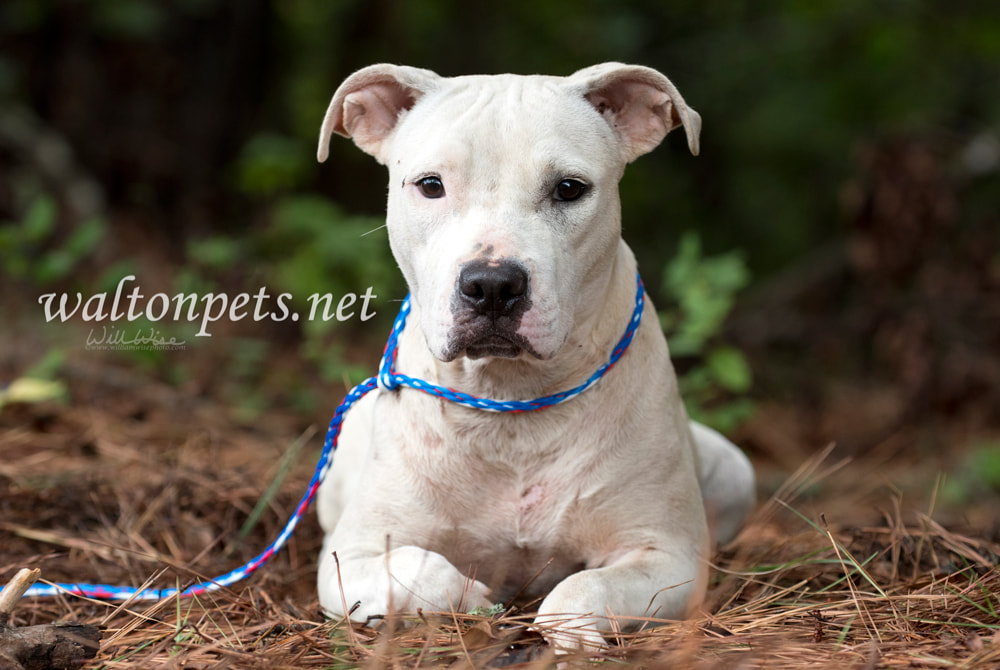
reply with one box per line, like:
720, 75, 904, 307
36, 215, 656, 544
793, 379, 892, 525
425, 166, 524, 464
38, 275, 376, 337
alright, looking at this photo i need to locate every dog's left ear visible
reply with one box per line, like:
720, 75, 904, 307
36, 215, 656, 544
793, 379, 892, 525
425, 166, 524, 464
318, 64, 442, 164
570, 63, 701, 162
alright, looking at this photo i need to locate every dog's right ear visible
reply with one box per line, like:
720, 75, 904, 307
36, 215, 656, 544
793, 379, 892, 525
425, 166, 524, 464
318, 64, 441, 165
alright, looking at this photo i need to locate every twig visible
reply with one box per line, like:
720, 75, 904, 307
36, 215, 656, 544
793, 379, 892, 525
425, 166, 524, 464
0, 569, 40, 628
0, 568, 102, 670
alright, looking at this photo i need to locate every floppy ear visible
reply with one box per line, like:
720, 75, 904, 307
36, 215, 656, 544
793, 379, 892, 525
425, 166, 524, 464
317, 64, 442, 165
569, 62, 702, 162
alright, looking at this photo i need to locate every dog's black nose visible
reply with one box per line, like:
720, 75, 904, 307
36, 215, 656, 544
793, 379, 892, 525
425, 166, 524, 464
457, 260, 529, 317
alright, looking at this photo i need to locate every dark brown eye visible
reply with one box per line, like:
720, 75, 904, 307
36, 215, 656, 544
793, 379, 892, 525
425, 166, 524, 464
554, 179, 587, 202
416, 176, 445, 198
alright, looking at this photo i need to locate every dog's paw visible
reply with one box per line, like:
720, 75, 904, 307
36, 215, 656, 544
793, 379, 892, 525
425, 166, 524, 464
318, 544, 493, 622
533, 575, 611, 654
534, 614, 609, 656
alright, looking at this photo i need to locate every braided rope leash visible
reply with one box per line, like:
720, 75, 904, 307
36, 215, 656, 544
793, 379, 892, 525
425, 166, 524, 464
23, 273, 645, 601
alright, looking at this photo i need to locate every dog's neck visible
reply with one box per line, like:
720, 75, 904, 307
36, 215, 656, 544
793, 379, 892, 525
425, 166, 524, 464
395, 242, 640, 402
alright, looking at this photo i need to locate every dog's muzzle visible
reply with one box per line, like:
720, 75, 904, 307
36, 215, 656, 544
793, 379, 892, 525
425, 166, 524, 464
445, 259, 535, 360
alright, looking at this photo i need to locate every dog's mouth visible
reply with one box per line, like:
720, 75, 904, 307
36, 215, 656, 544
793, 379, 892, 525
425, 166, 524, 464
464, 334, 524, 360
442, 325, 540, 362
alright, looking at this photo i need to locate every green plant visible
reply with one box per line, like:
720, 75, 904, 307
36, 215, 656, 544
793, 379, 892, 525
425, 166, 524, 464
0, 195, 107, 284
234, 133, 313, 197
261, 194, 401, 309
940, 441, 1000, 505
260, 194, 403, 384
0, 349, 68, 409
170, 194, 401, 414
659, 231, 754, 432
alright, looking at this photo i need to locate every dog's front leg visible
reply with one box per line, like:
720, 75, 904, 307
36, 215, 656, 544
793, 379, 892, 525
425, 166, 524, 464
317, 542, 494, 623
533, 546, 707, 652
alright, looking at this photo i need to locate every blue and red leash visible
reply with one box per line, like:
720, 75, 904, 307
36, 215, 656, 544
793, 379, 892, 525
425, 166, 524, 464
22, 273, 644, 601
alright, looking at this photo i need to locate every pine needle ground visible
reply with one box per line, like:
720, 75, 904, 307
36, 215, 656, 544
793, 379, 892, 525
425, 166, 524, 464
2, 383, 998, 669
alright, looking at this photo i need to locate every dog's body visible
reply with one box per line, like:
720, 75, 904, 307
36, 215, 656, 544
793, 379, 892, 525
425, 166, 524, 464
315, 63, 755, 650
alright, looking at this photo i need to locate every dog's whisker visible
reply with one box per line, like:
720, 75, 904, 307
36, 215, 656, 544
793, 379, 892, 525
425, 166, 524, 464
360, 224, 387, 237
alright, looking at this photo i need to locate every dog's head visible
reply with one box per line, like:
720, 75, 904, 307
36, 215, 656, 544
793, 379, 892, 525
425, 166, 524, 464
318, 63, 700, 363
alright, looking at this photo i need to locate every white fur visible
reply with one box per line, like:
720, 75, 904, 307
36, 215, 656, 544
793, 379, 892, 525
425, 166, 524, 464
315, 63, 755, 652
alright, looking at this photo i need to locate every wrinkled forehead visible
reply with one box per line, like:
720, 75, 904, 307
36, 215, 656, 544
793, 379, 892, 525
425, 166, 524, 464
389, 74, 617, 174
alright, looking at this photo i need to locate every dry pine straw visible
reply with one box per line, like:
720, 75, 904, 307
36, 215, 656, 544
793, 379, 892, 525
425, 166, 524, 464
12, 506, 999, 670
2, 403, 999, 669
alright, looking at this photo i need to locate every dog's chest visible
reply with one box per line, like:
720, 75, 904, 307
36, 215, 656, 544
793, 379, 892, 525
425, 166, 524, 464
394, 401, 600, 591
502, 481, 559, 546
518, 484, 546, 514
440, 467, 572, 547
424, 424, 582, 547
453, 477, 585, 599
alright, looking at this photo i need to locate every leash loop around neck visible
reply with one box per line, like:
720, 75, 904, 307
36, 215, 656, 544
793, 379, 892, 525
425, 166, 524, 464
376, 272, 645, 412
22, 272, 645, 601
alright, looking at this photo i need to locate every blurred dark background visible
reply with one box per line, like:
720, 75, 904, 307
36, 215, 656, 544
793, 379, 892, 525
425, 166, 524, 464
1, 0, 998, 503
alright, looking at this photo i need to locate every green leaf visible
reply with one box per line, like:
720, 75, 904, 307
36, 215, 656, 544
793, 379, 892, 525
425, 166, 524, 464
0, 377, 67, 408
188, 236, 242, 269
22, 195, 57, 243
468, 603, 505, 617
235, 133, 311, 196
970, 443, 1000, 489
660, 231, 751, 358
706, 346, 753, 393
65, 218, 107, 258
93, 0, 167, 40
687, 398, 757, 434
3, 255, 28, 278
23, 349, 65, 380
97, 260, 140, 293
35, 249, 76, 283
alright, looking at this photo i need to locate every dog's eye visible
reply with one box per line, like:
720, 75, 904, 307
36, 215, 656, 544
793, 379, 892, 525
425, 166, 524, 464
416, 176, 445, 199
554, 179, 587, 202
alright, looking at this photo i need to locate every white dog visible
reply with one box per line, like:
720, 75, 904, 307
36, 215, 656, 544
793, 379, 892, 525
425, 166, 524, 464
314, 63, 755, 651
